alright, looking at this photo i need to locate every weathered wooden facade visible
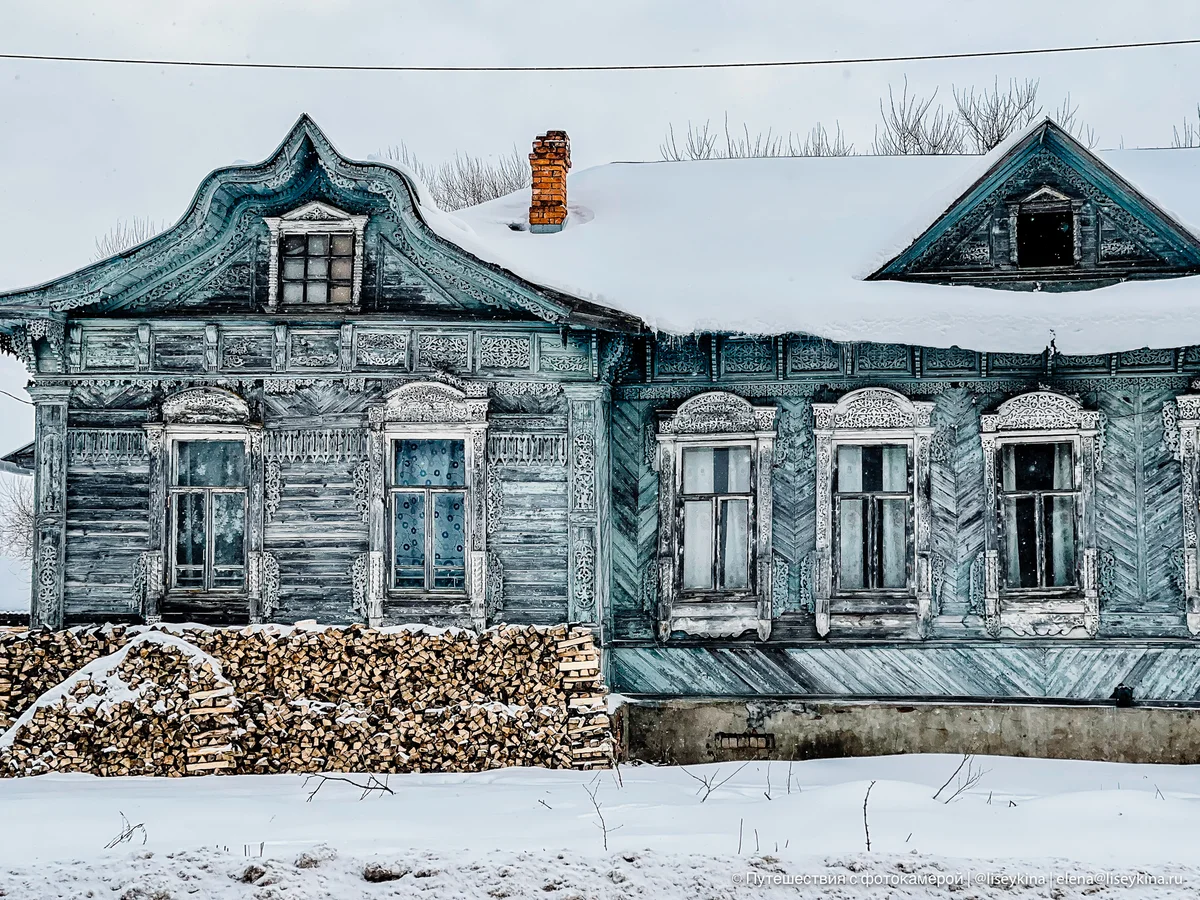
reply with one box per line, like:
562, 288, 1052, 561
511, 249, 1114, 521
8, 117, 1200, 707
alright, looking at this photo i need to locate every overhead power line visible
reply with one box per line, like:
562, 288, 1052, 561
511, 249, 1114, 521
0, 37, 1198, 74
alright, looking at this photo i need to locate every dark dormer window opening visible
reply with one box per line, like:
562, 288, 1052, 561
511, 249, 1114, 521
281, 232, 355, 304
1016, 187, 1075, 269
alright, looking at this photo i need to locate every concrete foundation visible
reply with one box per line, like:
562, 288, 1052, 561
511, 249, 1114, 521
614, 698, 1200, 765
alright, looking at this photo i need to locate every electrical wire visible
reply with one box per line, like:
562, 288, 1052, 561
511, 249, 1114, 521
0, 37, 1198, 74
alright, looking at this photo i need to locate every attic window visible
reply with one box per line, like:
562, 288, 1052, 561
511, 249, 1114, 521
1016, 188, 1075, 268
265, 202, 368, 308
282, 232, 354, 304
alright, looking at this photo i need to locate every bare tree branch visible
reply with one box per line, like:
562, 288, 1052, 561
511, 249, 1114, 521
380, 142, 530, 210
954, 78, 1042, 153
0, 475, 34, 562
661, 114, 854, 160
872, 77, 966, 155
93, 217, 168, 261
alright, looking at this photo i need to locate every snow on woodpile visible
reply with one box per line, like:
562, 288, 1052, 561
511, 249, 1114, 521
442, 147, 1200, 355
0, 623, 610, 777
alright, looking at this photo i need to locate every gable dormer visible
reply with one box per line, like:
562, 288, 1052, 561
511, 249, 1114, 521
264, 201, 368, 309
870, 120, 1200, 290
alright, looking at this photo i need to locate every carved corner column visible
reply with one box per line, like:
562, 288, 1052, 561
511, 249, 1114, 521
365, 423, 388, 627
755, 432, 776, 641
979, 434, 1002, 637
468, 424, 489, 632
1077, 417, 1101, 637
246, 425, 266, 622
654, 438, 677, 642
913, 424, 935, 637
565, 385, 605, 631
29, 384, 70, 630
812, 432, 833, 637
141, 424, 167, 622
1175, 396, 1200, 634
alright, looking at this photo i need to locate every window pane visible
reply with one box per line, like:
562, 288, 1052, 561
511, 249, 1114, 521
682, 500, 714, 590
393, 439, 466, 487
720, 498, 749, 590
838, 498, 865, 590
1004, 496, 1040, 588
307, 233, 329, 255
176, 441, 246, 487
330, 258, 353, 281
211, 492, 246, 589
432, 491, 466, 590
882, 445, 907, 492
331, 234, 354, 256
393, 492, 426, 589
719, 447, 751, 493
1005, 443, 1073, 492
861, 445, 883, 492
330, 285, 352, 304
836, 446, 862, 493
306, 282, 328, 304
282, 282, 305, 303
682, 447, 714, 494
306, 257, 329, 280
282, 258, 306, 280
174, 491, 206, 588
880, 498, 907, 588
1045, 495, 1076, 586
282, 234, 306, 255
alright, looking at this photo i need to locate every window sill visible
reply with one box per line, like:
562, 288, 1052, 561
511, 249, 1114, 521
661, 598, 767, 641
993, 594, 1097, 638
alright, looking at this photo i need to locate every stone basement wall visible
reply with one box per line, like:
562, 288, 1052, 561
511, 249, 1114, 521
0, 624, 609, 777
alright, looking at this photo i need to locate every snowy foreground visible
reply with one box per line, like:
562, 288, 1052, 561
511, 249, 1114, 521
3, 755, 1200, 898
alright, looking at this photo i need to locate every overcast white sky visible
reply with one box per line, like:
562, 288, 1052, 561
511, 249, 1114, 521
2, 0, 1200, 605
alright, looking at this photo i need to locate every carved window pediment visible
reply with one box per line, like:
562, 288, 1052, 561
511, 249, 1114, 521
368, 381, 489, 426
658, 391, 776, 436
979, 391, 1100, 639
161, 387, 250, 426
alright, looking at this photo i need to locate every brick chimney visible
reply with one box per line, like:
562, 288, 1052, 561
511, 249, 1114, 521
529, 130, 571, 233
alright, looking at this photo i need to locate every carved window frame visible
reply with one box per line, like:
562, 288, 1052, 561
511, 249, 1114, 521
366, 381, 489, 629
980, 391, 1100, 638
264, 201, 368, 310
1007, 186, 1085, 270
812, 388, 935, 637
655, 391, 776, 641
1170, 394, 1200, 636
144, 388, 266, 621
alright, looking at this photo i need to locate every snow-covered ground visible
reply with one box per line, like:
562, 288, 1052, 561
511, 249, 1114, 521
2, 754, 1200, 897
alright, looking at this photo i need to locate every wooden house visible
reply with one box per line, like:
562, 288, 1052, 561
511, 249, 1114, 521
7, 115, 1200, 714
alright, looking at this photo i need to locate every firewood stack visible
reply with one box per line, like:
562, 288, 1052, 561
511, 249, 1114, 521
0, 623, 610, 777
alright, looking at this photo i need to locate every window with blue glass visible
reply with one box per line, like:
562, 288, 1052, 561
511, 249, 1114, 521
390, 439, 467, 592
170, 439, 248, 592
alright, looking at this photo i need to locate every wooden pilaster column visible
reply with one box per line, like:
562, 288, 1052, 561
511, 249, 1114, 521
28, 383, 70, 630
565, 384, 609, 631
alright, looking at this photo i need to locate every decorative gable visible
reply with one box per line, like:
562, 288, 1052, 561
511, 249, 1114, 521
871, 120, 1200, 289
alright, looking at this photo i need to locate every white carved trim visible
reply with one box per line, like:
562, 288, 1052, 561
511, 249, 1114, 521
655, 390, 776, 641
980, 391, 1100, 638
264, 201, 368, 308
812, 387, 935, 637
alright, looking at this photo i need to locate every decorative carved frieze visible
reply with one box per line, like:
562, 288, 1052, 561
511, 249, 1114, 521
417, 333, 470, 371
487, 433, 568, 467
355, 331, 410, 368
478, 335, 532, 370
288, 331, 340, 369
539, 353, 589, 373
221, 332, 274, 370
264, 428, 368, 464
787, 336, 842, 374
855, 343, 911, 373
67, 430, 148, 467
721, 338, 774, 376
82, 330, 140, 371
922, 346, 978, 373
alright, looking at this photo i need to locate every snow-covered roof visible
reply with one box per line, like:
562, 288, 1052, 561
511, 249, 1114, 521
444, 145, 1200, 355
